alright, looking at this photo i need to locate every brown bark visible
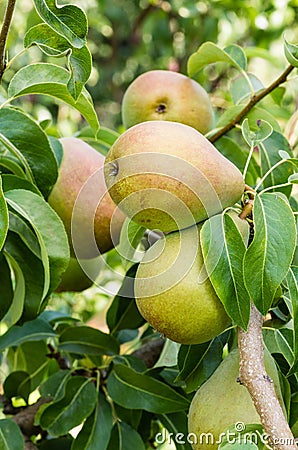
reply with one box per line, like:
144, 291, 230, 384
238, 303, 297, 450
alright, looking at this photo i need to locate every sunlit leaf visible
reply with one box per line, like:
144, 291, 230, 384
188, 42, 246, 78
25, 24, 92, 99
8, 64, 99, 133
284, 38, 298, 68
242, 118, 273, 146
32, 0, 87, 48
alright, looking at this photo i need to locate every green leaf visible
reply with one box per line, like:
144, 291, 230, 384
2, 247, 26, 326
1, 174, 42, 196
39, 376, 97, 437
187, 42, 246, 78
0, 253, 13, 320
72, 392, 113, 450
32, 0, 87, 48
37, 436, 73, 449
176, 332, 229, 393
242, 118, 273, 146
106, 265, 145, 334
0, 177, 8, 251
290, 392, 298, 434
231, 73, 263, 104
39, 370, 71, 400
289, 173, 298, 184
107, 363, 189, 414
200, 212, 250, 329
0, 107, 58, 197
224, 44, 247, 69
0, 155, 27, 179
246, 106, 281, 133
7, 341, 52, 395
0, 317, 56, 351
263, 327, 294, 370
58, 325, 119, 356
259, 131, 294, 196
214, 137, 259, 187
0, 419, 24, 450
218, 423, 266, 449
158, 412, 193, 450
107, 422, 145, 450
76, 126, 120, 156
5, 189, 69, 295
7, 64, 99, 134
3, 371, 31, 403
3, 232, 45, 321
216, 105, 243, 128
284, 38, 298, 68
25, 24, 92, 99
8, 212, 41, 258
286, 267, 298, 373
244, 193, 296, 314
117, 218, 146, 266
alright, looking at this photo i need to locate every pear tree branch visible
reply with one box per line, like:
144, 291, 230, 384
238, 302, 296, 450
209, 64, 295, 143
0, 0, 17, 82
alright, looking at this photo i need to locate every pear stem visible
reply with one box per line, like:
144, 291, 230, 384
238, 302, 296, 450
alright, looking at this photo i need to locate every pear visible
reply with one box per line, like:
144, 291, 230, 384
104, 121, 245, 233
121, 70, 214, 134
55, 256, 101, 293
134, 223, 231, 345
188, 348, 286, 450
48, 137, 125, 259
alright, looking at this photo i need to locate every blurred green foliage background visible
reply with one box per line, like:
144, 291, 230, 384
1, 0, 298, 133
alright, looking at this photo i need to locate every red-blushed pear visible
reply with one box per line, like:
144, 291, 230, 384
104, 121, 245, 233
121, 70, 214, 134
55, 256, 101, 293
48, 137, 125, 259
134, 223, 231, 345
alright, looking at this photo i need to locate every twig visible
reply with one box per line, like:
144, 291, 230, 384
131, 337, 165, 367
0, 0, 17, 81
12, 397, 52, 437
209, 64, 295, 143
238, 303, 296, 450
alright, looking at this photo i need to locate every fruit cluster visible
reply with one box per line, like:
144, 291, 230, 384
49, 70, 246, 342
105, 70, 245, 345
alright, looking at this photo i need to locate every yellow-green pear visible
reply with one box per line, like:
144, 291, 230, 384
104, 121, 245, 233
121, 70, 214, 134
188, 348, 286, 450
48, 137, 125, 259
134, 223, 231, 345
55, 256, 101, 293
